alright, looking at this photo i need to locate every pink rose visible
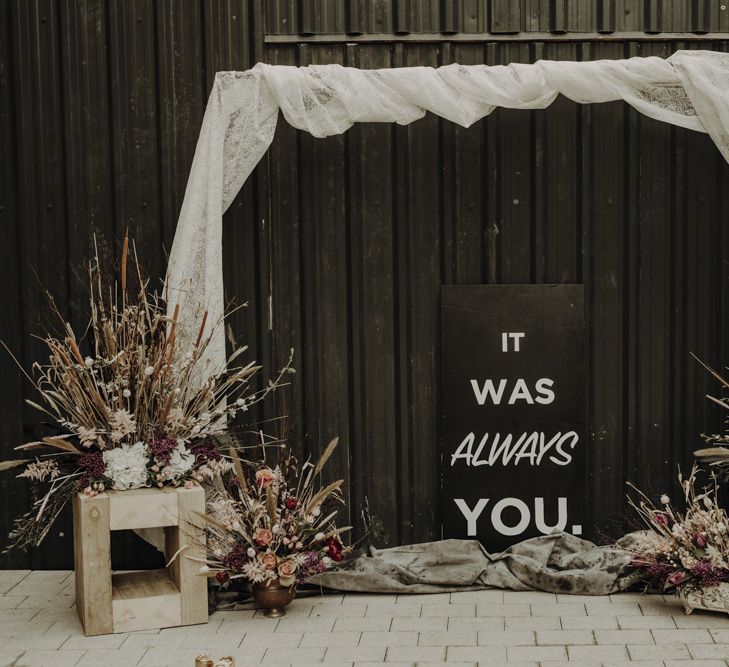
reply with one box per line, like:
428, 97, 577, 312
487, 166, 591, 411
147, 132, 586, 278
255, 468, 275, 488
653, 512, 668, 527
259, 552, 278, 570
667, 571, 685, 587
278, 559, 297, 583
254, 527, 273, 546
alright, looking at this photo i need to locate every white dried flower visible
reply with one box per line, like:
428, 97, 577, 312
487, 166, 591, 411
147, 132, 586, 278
167, 442, 195, 480
660, 494, 670, 505
77, 426, 99, 448
144, 366, 154, 376
84, 357, 94, 367
122, 389, 131, 398
241, 560, 267, 584
17, 459, 60, 482
247, 547, 256, 558
315, 532, 325, 541
102, 442, 148, 490
312, 506, 321, 517
108, 409, 137, 443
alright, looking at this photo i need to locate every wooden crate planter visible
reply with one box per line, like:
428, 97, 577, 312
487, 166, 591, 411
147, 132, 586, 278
72, 484, 208, 635
680, 583, 729, 616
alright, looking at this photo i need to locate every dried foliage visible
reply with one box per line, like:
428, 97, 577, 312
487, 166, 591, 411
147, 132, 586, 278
2, 236, 294, 552
626, 467, 729, 593
204, 437, 351, 588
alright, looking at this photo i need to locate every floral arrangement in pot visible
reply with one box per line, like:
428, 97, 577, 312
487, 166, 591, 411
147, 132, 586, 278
626, 466, 729, 609
1, 237, 293, 552
204, 437, 351, 616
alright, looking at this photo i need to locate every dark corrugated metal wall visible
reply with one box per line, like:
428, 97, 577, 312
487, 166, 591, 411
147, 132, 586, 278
1, 0, 728, 568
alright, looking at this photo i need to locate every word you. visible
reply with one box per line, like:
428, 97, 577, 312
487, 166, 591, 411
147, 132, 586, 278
454, 496, 582, 537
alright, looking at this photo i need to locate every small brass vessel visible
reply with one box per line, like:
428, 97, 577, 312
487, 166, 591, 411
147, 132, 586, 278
251, 581, 296, 618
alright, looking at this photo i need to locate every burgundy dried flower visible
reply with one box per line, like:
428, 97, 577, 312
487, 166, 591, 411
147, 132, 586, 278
190, 440, 221, 464
215, 570, 230, 585
325, 537, 344, 562
644, 560, 673, 588
285, 497, 298, 511
694, 533, 707, 548
79, 452, 106, 478
298, 551, 327, 580
691, 559, 728, 588
653, 512, 669, 528
221, 544, 249, 573
149, 433, 177, 465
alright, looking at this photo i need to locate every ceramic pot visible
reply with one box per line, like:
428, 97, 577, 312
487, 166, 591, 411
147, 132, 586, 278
251, 581, 296, 617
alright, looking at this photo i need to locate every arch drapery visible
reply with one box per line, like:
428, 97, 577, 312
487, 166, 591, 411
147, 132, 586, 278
165, 50, 729, 379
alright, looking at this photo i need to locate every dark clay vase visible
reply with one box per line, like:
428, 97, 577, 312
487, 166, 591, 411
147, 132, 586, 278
251, 581, 296, 617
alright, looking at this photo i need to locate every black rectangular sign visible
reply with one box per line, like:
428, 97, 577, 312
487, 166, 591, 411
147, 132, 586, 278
441, 285, 586, 551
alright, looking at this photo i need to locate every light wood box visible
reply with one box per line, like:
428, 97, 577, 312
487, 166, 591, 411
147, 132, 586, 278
72, 484, 208, 636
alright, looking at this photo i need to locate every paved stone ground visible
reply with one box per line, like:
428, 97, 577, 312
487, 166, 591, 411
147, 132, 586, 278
2, 571, 729, 666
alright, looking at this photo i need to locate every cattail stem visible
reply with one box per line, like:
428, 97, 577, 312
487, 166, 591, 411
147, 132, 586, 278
120, 234, 128, 292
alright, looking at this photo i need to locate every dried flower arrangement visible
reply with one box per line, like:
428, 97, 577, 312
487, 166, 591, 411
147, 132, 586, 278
204, 437, 350, 592
2, 237, 293, 552
626, 467, 729, 594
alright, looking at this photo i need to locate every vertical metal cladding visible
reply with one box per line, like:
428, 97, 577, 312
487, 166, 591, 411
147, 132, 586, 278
0, 0, 728, 567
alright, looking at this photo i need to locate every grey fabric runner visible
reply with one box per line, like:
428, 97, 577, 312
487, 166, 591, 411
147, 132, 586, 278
309, 532, 634, 595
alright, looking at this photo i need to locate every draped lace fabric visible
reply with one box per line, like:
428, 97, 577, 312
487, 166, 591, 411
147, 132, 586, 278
166, 51, 729, 379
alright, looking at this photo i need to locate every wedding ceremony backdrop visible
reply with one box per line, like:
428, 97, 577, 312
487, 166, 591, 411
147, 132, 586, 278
2, 0, 729, 569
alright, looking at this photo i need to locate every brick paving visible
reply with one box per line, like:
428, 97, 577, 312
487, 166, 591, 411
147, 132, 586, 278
2, 571, 729, 666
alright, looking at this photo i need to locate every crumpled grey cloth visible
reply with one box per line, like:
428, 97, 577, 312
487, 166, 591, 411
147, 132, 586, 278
309, 532, 634, 595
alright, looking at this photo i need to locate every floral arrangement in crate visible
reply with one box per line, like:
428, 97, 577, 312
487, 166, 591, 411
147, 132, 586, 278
2, 237, 293, 552
204, 437, 350, 599
626, 466, 729, 594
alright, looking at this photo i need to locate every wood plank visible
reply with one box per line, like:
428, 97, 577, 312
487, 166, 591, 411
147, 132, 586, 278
108, 488, 179, 530
59, 0, 115, 326
536, 41, 580, 284
166, 485, 207, 626
266, 0, 298, 34
12, 0, 72, 569
204, 0, 263, 426
634, 42, 674, 495
74, 493, 113, 636
489, 43, 534, 285
585, 41, 628, 536
265, 31, 729, 43
108, 0, 161, 275
265, 45, 305, 455
0, 0, 27, 570
346, 43, 399, 545
156, 0, 205, 252
396, 43, 441, 544
297, 44, 352, 518
111, 569, 181, 633
446, 43, 486, 284
490, 0, 521, 33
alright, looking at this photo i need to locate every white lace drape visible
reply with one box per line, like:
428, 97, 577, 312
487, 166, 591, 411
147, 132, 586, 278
166, 50, 729, 381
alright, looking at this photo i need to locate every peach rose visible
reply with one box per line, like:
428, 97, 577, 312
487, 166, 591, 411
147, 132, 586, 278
259, 552, 278, 570
278, 559, 297, 587
254, 527, 273, 546
255, 468, 276, 488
